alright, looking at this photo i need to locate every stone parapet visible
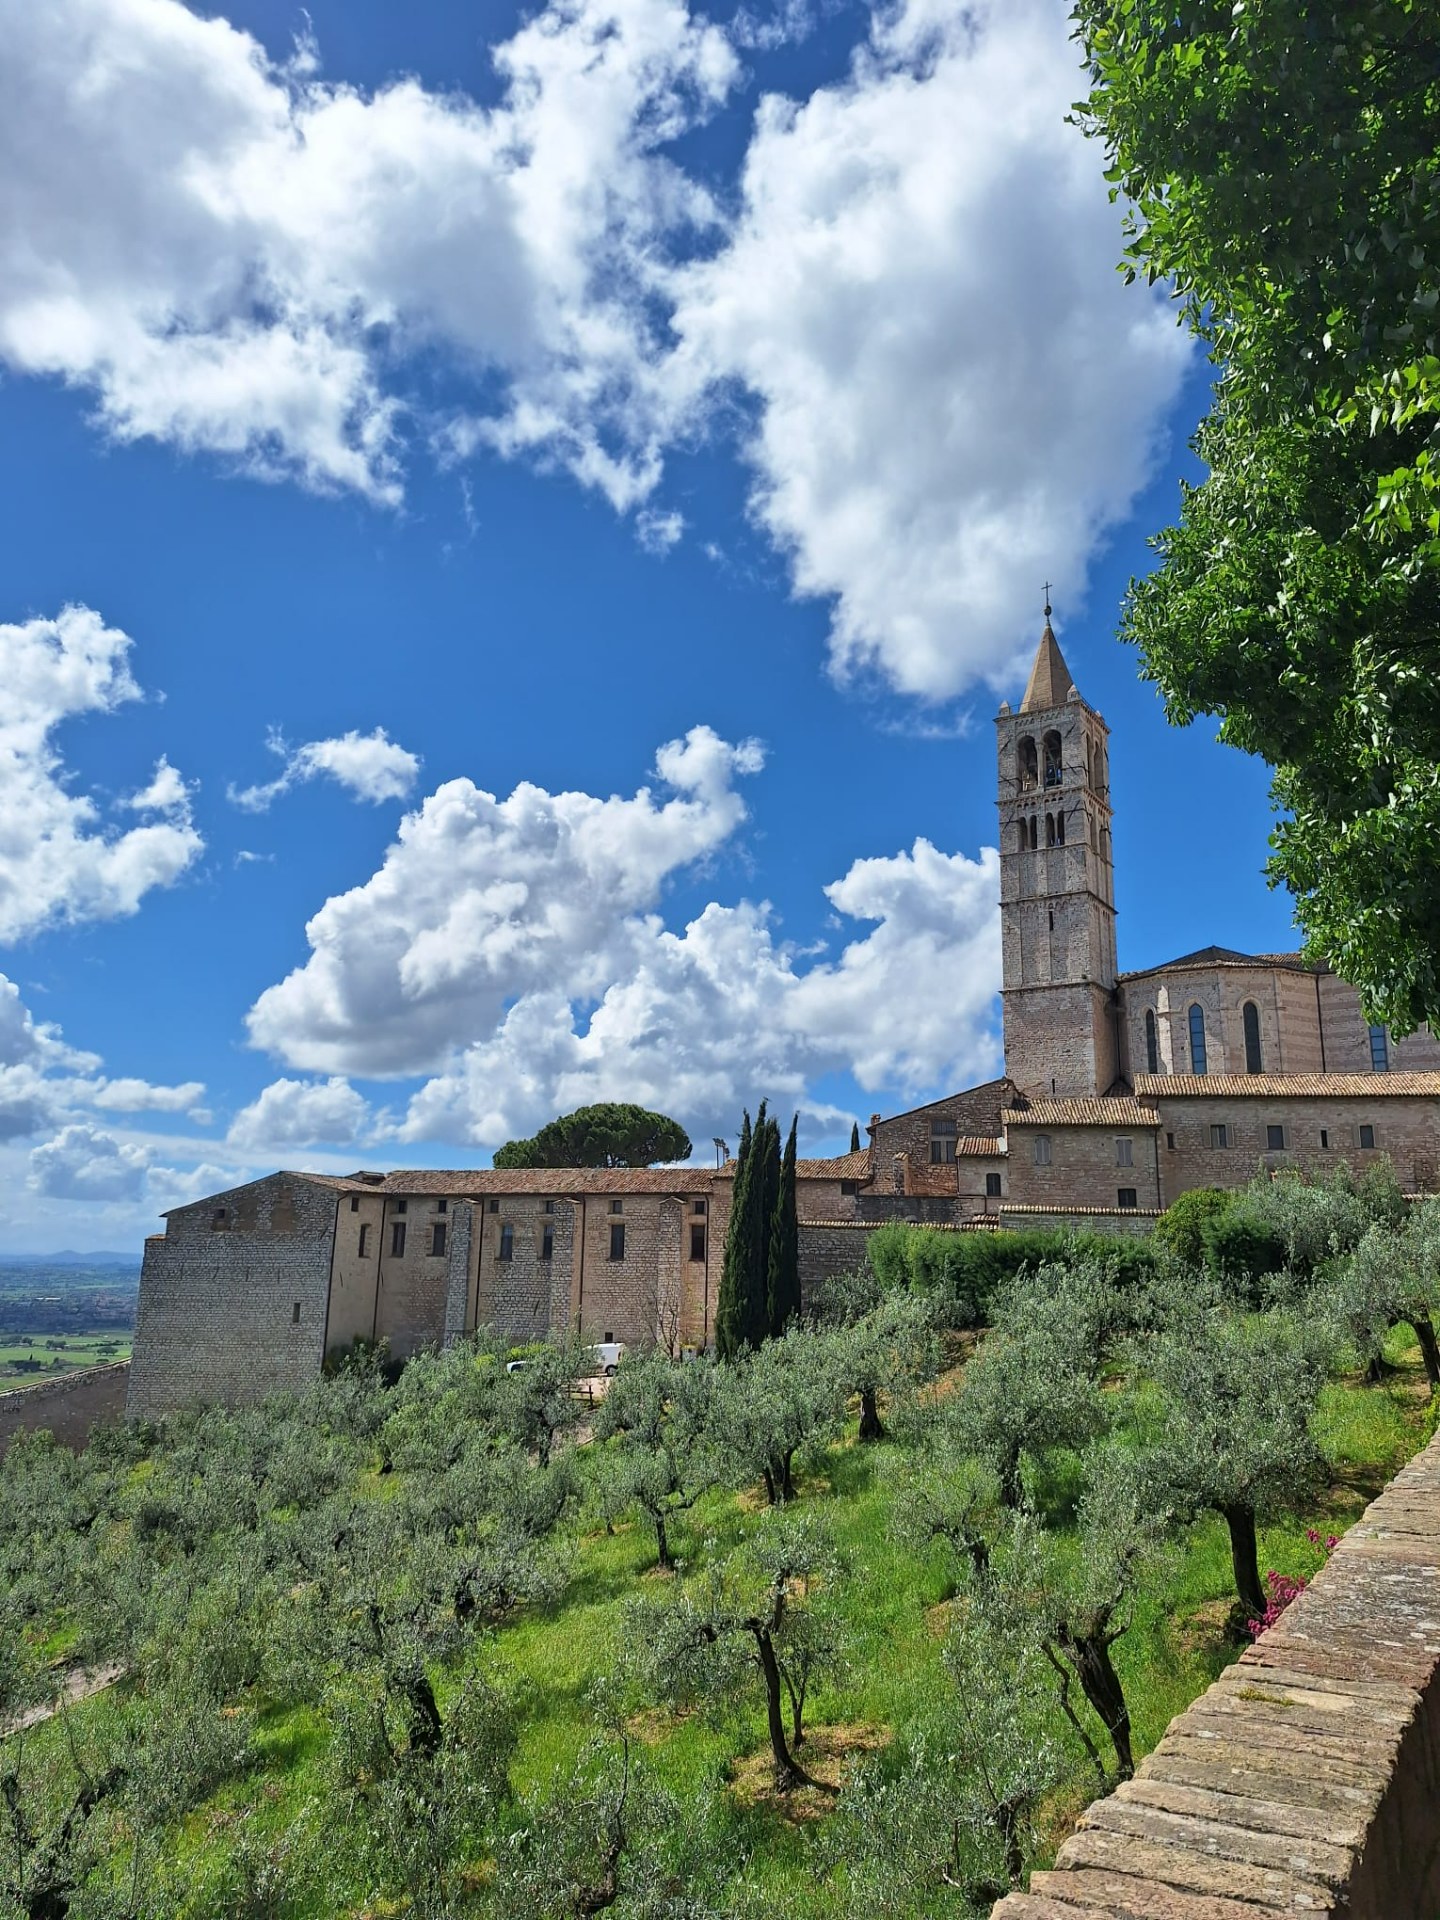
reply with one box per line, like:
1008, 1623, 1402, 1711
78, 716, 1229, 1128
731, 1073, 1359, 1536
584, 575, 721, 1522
991, 1428, 1440, 1917
0, 1362, 130, 1454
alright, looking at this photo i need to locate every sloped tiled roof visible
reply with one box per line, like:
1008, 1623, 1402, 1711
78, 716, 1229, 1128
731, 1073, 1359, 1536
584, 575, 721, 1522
379, 1166, 721, 1196
1133, 1072, 1440, 1099
1004, 1097, 1161, 1127
1120, 945, 1319, 980
956, 1136, 1006, 1156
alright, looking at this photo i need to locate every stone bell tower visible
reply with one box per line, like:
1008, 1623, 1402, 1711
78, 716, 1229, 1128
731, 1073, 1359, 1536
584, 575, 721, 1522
995, 603, 1119, 1098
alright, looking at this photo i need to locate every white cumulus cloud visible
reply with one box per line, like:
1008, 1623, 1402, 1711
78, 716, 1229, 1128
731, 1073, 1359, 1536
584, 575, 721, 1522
0, 608, 203, 942
28, 1123, 151, 1202
227, 1076, 371, 1152
229, 727, 421, 812
244, 730, 1000, 1151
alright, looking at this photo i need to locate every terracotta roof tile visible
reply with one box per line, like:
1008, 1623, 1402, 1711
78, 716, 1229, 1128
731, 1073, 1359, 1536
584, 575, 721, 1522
1004, 1097, 1160, 1127
1133, 1072, 1440, 1099
955, 1136, 1006, 1157
379, 1166, 721, 1196
1119, 945, 1319, 980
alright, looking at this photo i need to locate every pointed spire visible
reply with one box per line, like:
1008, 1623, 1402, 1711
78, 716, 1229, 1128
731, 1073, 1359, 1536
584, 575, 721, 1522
1019, 587, 1075, 712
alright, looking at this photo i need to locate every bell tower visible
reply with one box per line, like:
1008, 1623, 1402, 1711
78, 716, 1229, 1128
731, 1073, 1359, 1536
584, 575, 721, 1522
995, 603, 1119, 1098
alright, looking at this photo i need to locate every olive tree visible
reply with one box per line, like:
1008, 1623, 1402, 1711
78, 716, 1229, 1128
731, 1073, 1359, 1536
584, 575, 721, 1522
707, 1325, 847, 1505
591, 1351, 720, 1570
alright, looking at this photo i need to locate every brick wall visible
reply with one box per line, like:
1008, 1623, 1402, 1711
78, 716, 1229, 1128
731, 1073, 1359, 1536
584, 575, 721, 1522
128, 1173, 336, 1417
0, 1362, 130, 1455
1006, 1122, 1163, 1212
1155, 1091, 1440, 1200
993, 1428, 1440, 1919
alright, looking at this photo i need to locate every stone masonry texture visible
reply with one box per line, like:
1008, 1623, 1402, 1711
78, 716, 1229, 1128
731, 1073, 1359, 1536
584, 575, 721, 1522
0, 1362, 130, 1455
990, 1426, 1440, 1918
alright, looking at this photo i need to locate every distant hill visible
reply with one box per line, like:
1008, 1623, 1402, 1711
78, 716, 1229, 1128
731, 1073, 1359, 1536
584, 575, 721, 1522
0, 1251, 140, 1268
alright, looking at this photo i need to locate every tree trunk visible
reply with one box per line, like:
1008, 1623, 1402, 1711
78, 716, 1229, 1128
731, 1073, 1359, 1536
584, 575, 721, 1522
996, 1793, 1025, 1887
398, 1664, 444, 1756
1412, 1312, 1440, 1391
652, 1509, 671, 1570
1222, 1503, 1267, 1620
858, 1386, 884, 1442
762, 1465, 778, 1506
753, 1630, 808, 1789
997, 1446, 1024, 1509
1058, 1629, 1133, 1780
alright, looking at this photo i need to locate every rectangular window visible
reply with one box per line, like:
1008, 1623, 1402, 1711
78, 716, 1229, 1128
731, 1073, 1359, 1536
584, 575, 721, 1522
1115, 1138, 1133, 1168
358, 1223, 370, 1257
609, 1199, 624, 1215
1117, 1188, 1137, 1210
985, 1171, 1002, 1197
211, 1207, 227, 1231
1209, 1124, 1229, 1149
350, 1196, 360, 1212
431, 1223, 447, 1257
498, 1223, 514, 1262
436, 1197, 447, 1213
1359, 1124, 1376, 1150
544, 1199, 556, 1214
1320, 1129, 1330, 1150
391, 1221, 407, 1257
841, 1180, 859, 1196
292, 1301, 301, 1323
541, 1224, 554, 1261
1033, 1135, 1051, 1166
394, 1198, 407, 1214
488, 1198, 500, 1214
1369, 1024, 1390, 1073
609, 1222, 626, 1261
693, 1198, 707, 1215
1165, 1131, 1176, 1150
1266, 1124, 1286, 1151
690, 1224, 706, 1262
930, 1118, 958, 1164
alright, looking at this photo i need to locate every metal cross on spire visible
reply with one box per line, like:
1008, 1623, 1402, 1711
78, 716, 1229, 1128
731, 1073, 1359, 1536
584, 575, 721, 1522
1043, 581, 1053, 620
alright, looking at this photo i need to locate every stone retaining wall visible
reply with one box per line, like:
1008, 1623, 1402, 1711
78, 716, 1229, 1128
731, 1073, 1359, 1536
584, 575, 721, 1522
0, 1362, 130, 1455
992, 1427, 1440, 1917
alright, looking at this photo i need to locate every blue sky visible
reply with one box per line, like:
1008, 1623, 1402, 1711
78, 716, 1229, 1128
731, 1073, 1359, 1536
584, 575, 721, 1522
0, 0, 1295, 1250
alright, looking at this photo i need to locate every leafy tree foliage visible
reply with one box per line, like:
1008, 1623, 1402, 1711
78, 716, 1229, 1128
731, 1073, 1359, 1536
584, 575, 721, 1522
715, 1105, 800, 1358
1329, 1201, 1440, 1389
1151, 1187, 1232, 1269
708, 1324, 848, 1504
494, 1104, 692, 1170
592, 1350, 720, 1568
1074, 1, 1440, 1027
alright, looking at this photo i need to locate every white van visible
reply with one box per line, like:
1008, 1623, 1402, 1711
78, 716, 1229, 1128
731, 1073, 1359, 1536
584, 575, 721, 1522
589, 1339, 627, 1376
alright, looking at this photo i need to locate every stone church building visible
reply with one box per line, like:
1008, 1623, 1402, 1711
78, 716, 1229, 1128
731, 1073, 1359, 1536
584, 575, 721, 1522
127, 618, 1440, 1415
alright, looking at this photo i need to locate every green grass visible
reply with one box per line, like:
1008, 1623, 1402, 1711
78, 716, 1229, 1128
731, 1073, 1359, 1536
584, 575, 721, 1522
0, 1332, 131, 1383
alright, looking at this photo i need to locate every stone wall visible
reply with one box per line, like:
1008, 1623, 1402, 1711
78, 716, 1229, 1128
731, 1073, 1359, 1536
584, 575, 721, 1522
1006, 1122, 1163, 1212
992, 1428, 1440, 1919
0, 1362, 131, 1454
994, 1205, 1159, 1238
798, 1220, 884, 1294
1156, 1090, 1440, 1200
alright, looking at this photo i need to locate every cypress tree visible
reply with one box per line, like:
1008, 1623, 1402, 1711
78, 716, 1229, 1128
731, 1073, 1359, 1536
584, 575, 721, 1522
767, 1114, 800, 1336
741, 1104, 777, 1350
849, 1121, 861, 1153
715, 1110, 754, 1360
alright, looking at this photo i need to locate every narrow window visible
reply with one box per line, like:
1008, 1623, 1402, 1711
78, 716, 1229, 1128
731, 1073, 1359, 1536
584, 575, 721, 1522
1117, 1188, 1137, 1210
1018, 736, 1038, 791
1369, 1025, 1390, 1073
1048, 908, 1054, 931
1088, 815, 1097, 852
488, 1198, 500, 1214
1033, 1135, 1052, 1167
690, 1224, 706, 1261
1016, 820, 1027, 852
985, 1171, 1002, 1197
694, 1198, 707, 1215
292, 1302, 301, 1324
1145, 1008, 1158, 1075
609, 1199, 624, 1216
541, 1225, 554, 1261
1115, 1138, 1133, 1168
1243, 1001, 1263, 1073
1209, 1123, 1228, 1150
544, 1199, 556, 1214
394, 1198, 407, 1214
1320, 1129, 1330, 1150
1045, 812, 1056, 847
1056, 810, 1065, 846
350, 1196, 360, 1213
1028, 815, 1038, 851
1266, 1124, 1286, 1151
1359, 1124, 1376, 1150
498, 1223, 514, 1262
211, 1207, 227, 1231
1188, 1004, 1208, 1076
930, 1119, 958, 1164
391, 1221, 407, 1257
431, 1223, 447, 1257
1165, 1131, 1176, 1150
358, 1223, 370, 1257
1043, 729, 1062, 788
436, 1197, 447, 1214
609, 1222, 626, 1261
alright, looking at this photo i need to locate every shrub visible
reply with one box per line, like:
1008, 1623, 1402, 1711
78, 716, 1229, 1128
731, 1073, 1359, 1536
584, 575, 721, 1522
868, 1225, 1154, 1328
1201, 1212, 1289, 1307
1152, 1188, 1232, 1268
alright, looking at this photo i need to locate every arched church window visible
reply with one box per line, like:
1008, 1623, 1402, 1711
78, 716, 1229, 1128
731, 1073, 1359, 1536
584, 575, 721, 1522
1028, 816, 1038, 851
1188, 1003, 1208, 1076
1088, 815, 1097, 852
1045, 812, 1055, 847
1043, 730, 1062, 788
1145, 1009, 1158, 1075
1055, 810, 1065, 846
1018, 736, 1038, 792
1084, 736, 1093, 787
1243, 1001, 1263, 1074
1016, 820, 1027, 853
